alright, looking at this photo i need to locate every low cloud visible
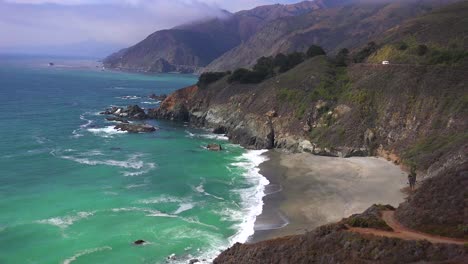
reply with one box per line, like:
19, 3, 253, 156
0, 0, 295, 54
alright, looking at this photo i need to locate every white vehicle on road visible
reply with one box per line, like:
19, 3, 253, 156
382, 61, 390, 65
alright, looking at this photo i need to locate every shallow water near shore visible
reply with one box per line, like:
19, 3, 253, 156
0, 56, 269, 264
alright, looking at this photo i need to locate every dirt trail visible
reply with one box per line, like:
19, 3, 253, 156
348, 211, 467, 245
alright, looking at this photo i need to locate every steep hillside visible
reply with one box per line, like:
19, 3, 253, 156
103, 1, 323, 73
150, 56, 468, 262
145, 2, 468, 262
214, 218, 466, 264
204, 0, 462, 72
151, 56, 467, 170
366, 1, 468, 65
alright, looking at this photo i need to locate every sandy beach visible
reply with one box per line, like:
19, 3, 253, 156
251, 150, 408, 242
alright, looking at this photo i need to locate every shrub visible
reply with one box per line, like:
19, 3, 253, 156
416, 44, 428, 56
335, 48, 349, 66
428, 49, 468, 65
306, 45, 326, 58
253, 56, 275, 76
398, 42, 408, 50
197, 71, 228, 87
273, 53, 288, 70
228, 68, 268, 84
353, 41, 378, 63
279, 52, 305, 73
228, 68, 250, 83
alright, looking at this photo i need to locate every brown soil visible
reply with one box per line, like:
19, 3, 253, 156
348, 211, 468, 245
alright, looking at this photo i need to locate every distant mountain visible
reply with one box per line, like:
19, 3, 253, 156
103, 1, 346, 73
204, 0, 462, 72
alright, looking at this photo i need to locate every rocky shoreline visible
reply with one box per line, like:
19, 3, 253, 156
98, 56, 468, 263
142, 57, 467, 262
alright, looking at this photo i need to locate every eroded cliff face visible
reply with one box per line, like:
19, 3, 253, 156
150, 57, 467, 173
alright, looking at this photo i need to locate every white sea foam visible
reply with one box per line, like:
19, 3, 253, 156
199, 134, 229, 140
111, 207, 176, 218
83, 150, 104, 156
71, 130, 83, 138
79, 114, 93, 129
116, 95, 141, 100
61, 155, 145, 169
194, 183, 225, 200
72, 113, 94, 138
125, 183, 148, 189
175, 149, 269, 264
36, 211, 94, 229
62, 246, 112, 264
173, 203, 195, 214
228, 149, 269, 244
180, 217, 219, 230
141, 101, 161, 105
137, 195, 186, 204
88, 126, 127, 138
185, 131, 196, 138
122, 162, 155, 177
185, 130, 229, 141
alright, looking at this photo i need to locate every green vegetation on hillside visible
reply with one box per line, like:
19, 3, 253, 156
276, 59, 351, 121
197, 71, 230, 88
199, 44, 327, 85
368, 37, 468, 65
402, 133, 468, 168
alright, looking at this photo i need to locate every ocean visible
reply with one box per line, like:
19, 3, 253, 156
0, 55, 269, 264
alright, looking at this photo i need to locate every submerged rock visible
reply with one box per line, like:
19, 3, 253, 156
149, 93, 167, 101
207, 143, 223, 151
133, 240, 145, 245
115, 123, 157, 133
189, 259, 199, 264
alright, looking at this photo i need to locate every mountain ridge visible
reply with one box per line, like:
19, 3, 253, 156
103, 1, 324, 73
204, 0, 463, 72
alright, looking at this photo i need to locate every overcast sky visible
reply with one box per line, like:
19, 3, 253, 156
0, 0, 298, 55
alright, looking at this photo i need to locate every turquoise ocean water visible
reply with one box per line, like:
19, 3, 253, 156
0, 55, 268, 264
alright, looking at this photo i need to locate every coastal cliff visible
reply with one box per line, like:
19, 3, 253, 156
148, 55, 467, 262
149, 57, 467, 172
145, 2, 468, 262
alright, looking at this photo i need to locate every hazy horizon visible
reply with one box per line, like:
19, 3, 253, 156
0, 0, 300, 57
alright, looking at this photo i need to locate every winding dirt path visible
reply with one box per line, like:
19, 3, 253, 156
348, 211, 467, 245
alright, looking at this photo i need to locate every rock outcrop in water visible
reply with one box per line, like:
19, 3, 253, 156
102, 105, 148, 120
206, 143, 222, 151
114, 123, 157, 133
133, 240, 145, 245
149, 93, 167, 101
